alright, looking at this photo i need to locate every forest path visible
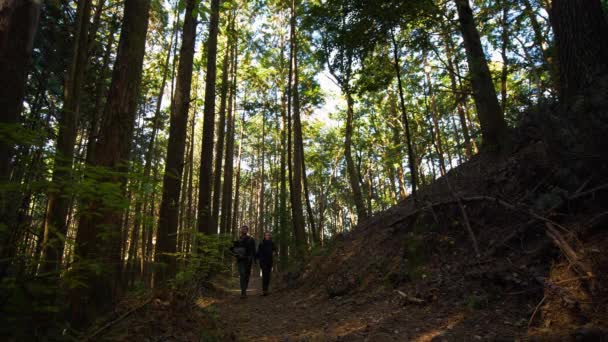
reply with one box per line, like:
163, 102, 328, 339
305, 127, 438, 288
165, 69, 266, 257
198, 266, 531, 342
201, 269, 387, 342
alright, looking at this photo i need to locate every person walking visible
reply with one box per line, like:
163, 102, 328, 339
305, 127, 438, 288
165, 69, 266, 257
256, 231, 276, 296
230, 225, 256, 298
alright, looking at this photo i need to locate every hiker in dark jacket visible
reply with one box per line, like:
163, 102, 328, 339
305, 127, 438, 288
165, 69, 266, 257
256, 231, 276, 296
230, 225, 256, 298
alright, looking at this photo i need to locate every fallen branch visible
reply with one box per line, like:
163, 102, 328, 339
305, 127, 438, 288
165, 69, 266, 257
395, 290, 425, 304
569, 183, 608, 201
83, 296, 153, 341
545, 223, 593, 277
528, 295, 546, 328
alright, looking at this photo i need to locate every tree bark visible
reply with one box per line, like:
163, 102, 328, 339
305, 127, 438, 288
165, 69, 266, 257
212, 25, 233, 233
455, 0, 509, 151
41, 0, 93, 274
197, 0, 221, 235
220, 30, 237, 235
0, 0, 41, 281
156, 0, 197, 283
500, 0, 509, 114
70, 0, 151, 326
278, 32, 289, 268
391, 32, 418, 197
551, 0, 608, 102
441, 20, 473, 159
257, 112, 266, 240
344, 91, 369, 219
290, 0, 308, 256
231, 112, 245, 237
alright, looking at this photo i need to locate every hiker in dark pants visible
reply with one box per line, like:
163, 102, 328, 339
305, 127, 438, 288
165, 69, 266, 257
256, 231, 276, 296
230, 225, 256, 298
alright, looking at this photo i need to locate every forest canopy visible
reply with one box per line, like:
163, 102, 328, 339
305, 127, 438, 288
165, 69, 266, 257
1, 0, 607, 338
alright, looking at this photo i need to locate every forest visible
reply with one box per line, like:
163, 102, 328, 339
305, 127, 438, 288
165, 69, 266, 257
1, 0, 608, 340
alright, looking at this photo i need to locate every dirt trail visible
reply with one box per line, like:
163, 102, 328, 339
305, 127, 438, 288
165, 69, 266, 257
201, 269, 530, 342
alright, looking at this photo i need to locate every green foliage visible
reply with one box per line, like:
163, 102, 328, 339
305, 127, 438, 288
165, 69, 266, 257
173, 234, 232, 288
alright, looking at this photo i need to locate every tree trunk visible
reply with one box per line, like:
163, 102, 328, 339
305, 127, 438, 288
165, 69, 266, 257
500, 0, 509, 114
131, 16, 176, 282
423, 54, 447, 176
220, 29, 237, 235
522, 0, 555, 92
391, 32, 418, 197
441, 20, 473, 158
290, 0, 308, 256
551, 0, 608, 102
156, 0, 197, 283
257, 113, 265, 241
278, 34, 289, 268
0, 0, 41, 281
85, 14, 119, 165
69, 0, 151, 326
344, 91, 369, 219
197, 0, 221, 235
454, 0, 508, 151
231, 112, 245, 237
41, 0, 93, 274
212, 27, 233, 233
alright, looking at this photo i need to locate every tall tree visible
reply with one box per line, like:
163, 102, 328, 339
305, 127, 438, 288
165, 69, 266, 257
278, 30, 289, 267
0, 0, 41, 281
310, 0, 369, 220
41, 0, 93, 274
127, 10, 178, 285
69, 0, 151, 326
390, 31, 418, 196
220, 28, 237, 235
197, 0, 221, 235
212, 16, 234, 233
454, 0, 508, 150
289, 0, 308, 255
156, 0, 198, 282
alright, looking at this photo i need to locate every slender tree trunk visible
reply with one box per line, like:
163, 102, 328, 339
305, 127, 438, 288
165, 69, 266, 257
441, 21, 473, 158
257, 113, 265, 240
391, 32, 418, 197
197, 0, 221, 235
231, 112, 245, 235
424, 54, 447, 176
290, 0, 308, 255
212, 27, 233, 233
344, 91, 369, 219
220, 32, 237, 235
299, 113, 316, 244
522, 0, 554, 87
500, 0, 509, 114
134, 15, 174, 273
41, 0, 93, 274
278, 35, 289, 268
86, 15, 118, 164
186, 48, 203, 254
0, 0, 41, 281
156, 0, 197, 283
69, 0, 151, 326
454, 0, 508, 151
